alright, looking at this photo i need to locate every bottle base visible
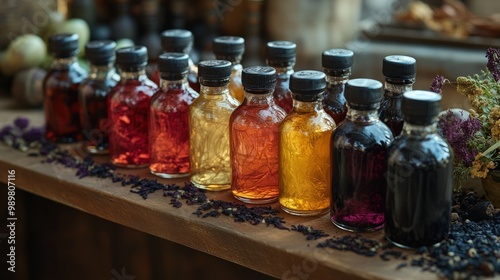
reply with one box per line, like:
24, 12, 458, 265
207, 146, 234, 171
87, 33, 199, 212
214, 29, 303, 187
191, 181, 230, 191
150, 170, 189, 179
385, 235, 444, 250
233, 195, 278, 205
190, 172, 231, 191
280, 206, 329, 217
330, 218, 383, 233
112, 162, 149, 169
85, 144, 109, 155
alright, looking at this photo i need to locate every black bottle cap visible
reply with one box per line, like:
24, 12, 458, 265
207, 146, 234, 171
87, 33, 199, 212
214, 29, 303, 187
160, 29, 193, 52
290, 70, 326, 100
85, 40, 116, 65
158, 53, 189, 74
345, 78, 383, 107
265, 41, 296, 62
116, 46, 148, 68
213, 36, 245, 57
322, 49, 354, 70
48, 33, 79, 57
382, 55, 416, 80
242, 66, 276, 92
198, 60, 232, 81
402, 90, 442, 125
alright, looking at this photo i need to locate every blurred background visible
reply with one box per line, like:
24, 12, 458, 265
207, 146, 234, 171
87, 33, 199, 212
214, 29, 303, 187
1, 0, 500, 279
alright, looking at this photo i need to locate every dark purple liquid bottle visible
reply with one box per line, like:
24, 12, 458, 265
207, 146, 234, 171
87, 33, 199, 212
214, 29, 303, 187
331, 78, 393, 232
266, 41, 295, 113
385, 90, 453, 248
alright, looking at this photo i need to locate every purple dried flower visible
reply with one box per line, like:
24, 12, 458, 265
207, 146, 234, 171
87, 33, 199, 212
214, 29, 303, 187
13, 117, 29, 130
22, 127, 43, 143
0, 125, 13, 139
430, 75, 445, 94
486, 47, 500, 82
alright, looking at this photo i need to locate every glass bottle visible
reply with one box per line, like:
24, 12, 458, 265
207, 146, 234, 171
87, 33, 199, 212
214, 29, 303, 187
108, 46, 158, 168
230, 66, 286, 204
322, 49, 353, 125
265, 41, 295, 113
279, 70, 335, 216
386, 90, 453, 249
44, 33, 88, 143
213, 36, 245, 103
150, 53, 199, 178
151, 29, 199, 92
189, 60, 239, 191
79, 40, 120, 154
331, 78, 394, 232
378, 55, 416, 136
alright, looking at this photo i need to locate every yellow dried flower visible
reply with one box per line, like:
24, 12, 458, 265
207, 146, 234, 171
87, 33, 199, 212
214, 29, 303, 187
492, 120, 500, 141
489, 106, 500, 124
468, 109, 478, 118
470, 99, 486, 113
470, 153, 495, 178
456, 76, 476, 95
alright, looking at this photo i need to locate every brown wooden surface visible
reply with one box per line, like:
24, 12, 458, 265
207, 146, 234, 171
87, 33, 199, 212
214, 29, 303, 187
0, 99, 440, 280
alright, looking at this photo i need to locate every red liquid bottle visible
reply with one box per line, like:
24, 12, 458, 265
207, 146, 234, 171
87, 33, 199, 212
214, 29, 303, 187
108, 46, 158, 168
151, 29, 199, 92
265, 41, 295, 113
322, 49, 353, 125
150, 53, 199, 178
230, 66, 286, 204
213, 36, 245, 103
331, 78, 394, 232
79, 40, 120, 154
378, 55, 416, 136
44, 33, 88, 143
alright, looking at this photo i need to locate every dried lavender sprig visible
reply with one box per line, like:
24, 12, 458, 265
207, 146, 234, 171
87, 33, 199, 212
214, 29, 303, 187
430, 75, 445, 94
291, 225, 329, 240
486, 47, 500, 82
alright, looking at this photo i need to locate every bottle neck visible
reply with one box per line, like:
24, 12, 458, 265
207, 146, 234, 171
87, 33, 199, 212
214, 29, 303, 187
401, 122, 438, 137
346, 107, 380, 123
384, 79, 414, 96
244, 91, 274, 106
216, 55, 242, 65
273, 65, 294, 76
119, 68, 148, 81
326, 75, 349, 85
89, 62, 116, 80
160, 76, 188, 90
200, 83, 229, 96
51, 56, 78, 69
293, 99, 322, 113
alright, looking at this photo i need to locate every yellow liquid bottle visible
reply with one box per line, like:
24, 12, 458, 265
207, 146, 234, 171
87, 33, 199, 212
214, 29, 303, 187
279, 70, 336, 216
213, 36, 245, 103
189, 60, 239, 191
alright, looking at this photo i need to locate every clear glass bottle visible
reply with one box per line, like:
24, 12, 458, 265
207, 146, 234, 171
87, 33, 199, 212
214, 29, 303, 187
230, 66, 286, 204
265, 41, 295, 113
189, 60, 239, 191
378, 55, 416, 136
150, 53, 199, 178
279, 70, 335, 216
108, 46, 158, 168
322, 49, 353, 125
213, 36, 245, 103
44, 33, 88, 143
386, 90, 453, 249
79, 40, 120, 154
151, 29, 199, 92
331, 78, 394, 232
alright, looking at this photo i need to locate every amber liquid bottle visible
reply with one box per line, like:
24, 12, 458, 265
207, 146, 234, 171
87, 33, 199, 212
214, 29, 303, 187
322, 49, 353, 125
386, 90, 453, 248
151, 29, 199, 92
265, 41, 295, 113
378, 55, 416, 136
150, 53, 199, 178
79, 40, 120, 154
230, 66, 286, 203
189, 60, 239, 191
44, 33, 88, 143
279, 70, 335, 216
213, 36, 245, 103
108, 46, 158, 168
331, 78, 394, 232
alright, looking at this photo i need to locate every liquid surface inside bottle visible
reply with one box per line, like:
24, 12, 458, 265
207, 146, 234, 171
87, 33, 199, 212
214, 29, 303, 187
231, 93, 286, 203
279, 100, 334, 215
79, 65, 119, 154
44, 58, 88, 143
190, 85, 239, 190
150, 79, 198, 177
108, 74, 157, 167
331, 109, 393, 231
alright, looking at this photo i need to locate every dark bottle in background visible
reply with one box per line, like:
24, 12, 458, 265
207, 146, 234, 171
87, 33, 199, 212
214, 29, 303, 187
265, 41, 295, 113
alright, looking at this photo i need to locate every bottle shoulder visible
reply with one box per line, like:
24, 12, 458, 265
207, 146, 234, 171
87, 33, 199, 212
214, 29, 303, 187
388, 134, 453, 167
333, 119, 394, 145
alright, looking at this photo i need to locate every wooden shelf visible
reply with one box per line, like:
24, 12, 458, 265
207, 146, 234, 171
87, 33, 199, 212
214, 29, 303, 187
0, 103, 437, 280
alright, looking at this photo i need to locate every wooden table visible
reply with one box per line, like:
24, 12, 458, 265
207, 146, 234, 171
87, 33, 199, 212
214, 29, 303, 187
0, 99, 437, 280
